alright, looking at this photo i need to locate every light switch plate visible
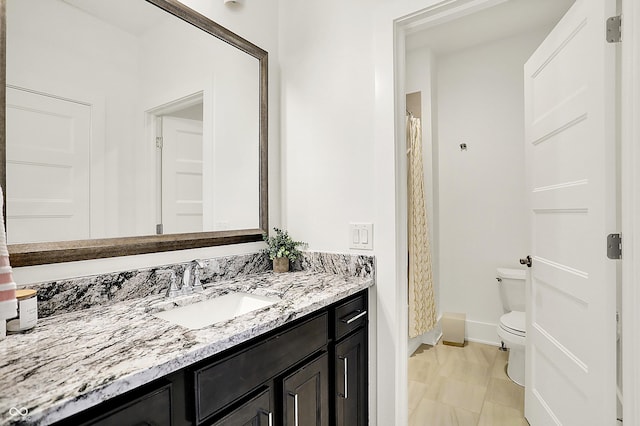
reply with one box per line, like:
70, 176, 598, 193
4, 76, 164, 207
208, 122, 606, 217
349, 223, 373, 250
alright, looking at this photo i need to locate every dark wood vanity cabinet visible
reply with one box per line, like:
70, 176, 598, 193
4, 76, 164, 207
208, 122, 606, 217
54, 290, 368, 426
192, 290, 368, 426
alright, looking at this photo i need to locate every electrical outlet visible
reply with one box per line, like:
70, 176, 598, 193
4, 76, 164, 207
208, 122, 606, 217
349, 223, 373, 250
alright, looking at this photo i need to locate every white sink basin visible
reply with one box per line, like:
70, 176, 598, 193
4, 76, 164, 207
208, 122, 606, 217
153, 292, 279, 330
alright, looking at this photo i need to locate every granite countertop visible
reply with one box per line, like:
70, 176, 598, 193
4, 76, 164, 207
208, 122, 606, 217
0, 270, 373, 426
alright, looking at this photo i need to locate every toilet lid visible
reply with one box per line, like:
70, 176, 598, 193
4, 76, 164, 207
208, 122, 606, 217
500, 311, 525, 334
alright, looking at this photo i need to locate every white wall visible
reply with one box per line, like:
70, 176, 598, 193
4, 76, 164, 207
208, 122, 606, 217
12, 0, 281, 284
279, 0, 377, 249
435, 29, 547, 344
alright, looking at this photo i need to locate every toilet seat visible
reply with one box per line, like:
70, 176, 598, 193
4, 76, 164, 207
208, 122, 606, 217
496, 319, 526, 387
499, 311, 525, 337
498, 311, 526, 348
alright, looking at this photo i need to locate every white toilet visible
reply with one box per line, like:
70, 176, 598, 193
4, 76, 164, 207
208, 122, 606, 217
496, 267, 526, 386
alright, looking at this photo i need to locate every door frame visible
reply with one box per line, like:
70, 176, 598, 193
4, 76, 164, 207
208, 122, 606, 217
620, 0, 640, 424
381, 0, 639, 425
144, 91, 205, 235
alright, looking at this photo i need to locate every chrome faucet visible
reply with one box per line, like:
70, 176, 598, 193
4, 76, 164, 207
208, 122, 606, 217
182, 259, 205, 294
166, 269, 181, 298
165, 260, 205, 298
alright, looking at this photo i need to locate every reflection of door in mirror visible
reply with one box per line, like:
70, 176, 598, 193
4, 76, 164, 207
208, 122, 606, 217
156, 102, 204, 235
6, 87, 91, 244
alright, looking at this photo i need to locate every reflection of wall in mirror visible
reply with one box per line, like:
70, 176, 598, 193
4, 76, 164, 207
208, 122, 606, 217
139, 15, 260, 233
212, 56, 260, 231
7, 0, 142, 241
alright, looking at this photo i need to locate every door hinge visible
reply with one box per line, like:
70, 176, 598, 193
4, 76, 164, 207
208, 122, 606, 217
156, 223, 163, 235
607, 233, 621, 259
156, 136, 163, 149
606, 15, 621, 43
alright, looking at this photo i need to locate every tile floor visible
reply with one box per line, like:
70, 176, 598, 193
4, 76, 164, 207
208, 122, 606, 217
408, 341, 529, 426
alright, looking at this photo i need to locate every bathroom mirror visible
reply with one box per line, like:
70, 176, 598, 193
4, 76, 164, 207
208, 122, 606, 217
0, 0, 268, 266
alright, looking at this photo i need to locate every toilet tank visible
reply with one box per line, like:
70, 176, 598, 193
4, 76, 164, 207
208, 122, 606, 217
496, 268, 526, 312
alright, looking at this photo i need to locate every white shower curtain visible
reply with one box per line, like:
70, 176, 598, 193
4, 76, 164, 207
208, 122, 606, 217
407, 115, 436, 338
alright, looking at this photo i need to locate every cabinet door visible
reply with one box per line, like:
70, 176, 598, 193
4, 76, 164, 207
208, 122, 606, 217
211, 388, 272, 426
335, 328, 367, 426
282, 353, 329, 426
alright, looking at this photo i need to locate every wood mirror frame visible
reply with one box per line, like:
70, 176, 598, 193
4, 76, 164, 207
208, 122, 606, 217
0, 0, 268, 267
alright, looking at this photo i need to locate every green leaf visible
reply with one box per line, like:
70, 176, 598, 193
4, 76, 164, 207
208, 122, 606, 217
262, 227, 308, 261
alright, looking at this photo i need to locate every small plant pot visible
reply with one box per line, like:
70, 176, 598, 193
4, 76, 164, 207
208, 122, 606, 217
273, 257, 290, 273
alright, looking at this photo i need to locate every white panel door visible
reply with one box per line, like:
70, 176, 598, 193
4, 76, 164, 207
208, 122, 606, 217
524, 1, 616, 425
161, 116, 203, 234
6, 87, 91, 244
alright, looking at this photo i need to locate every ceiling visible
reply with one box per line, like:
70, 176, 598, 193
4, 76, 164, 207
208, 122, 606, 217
61, 0, 166, 36
405, 0, 575, 54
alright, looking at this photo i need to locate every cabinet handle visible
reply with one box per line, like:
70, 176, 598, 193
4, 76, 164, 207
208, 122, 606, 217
342, 310, 367, 324
259, 409, 273, 426
289, 392, 299, 426
343, 357, 349, 399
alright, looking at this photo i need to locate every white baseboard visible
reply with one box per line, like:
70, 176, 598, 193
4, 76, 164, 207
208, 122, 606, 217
429, 331, 443, 345
409, 318, 500, 350
464, 319, 500, 346
408, 318, 443, 356
408, 337, 422, 356
421, 320, 442, 345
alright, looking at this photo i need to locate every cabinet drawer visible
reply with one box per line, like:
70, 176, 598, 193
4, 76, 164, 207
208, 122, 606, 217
335, 293, 367, 341
194, 312, 328, 424
80, 383, 172, 426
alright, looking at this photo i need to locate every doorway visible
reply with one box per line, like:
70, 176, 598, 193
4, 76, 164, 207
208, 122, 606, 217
404, 0, 574, 344
147, 92, 205, 235
400, 0, 621, 424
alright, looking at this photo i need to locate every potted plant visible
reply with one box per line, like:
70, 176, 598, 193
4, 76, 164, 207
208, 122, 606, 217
262, 228, 306, 273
